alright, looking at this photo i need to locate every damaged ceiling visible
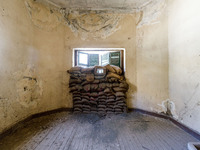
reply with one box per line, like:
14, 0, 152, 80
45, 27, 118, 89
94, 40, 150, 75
41, 0, 152, 11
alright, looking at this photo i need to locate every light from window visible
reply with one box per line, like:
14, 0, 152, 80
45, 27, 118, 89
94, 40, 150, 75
79, 53, 88, 65
97, 68, 104, 74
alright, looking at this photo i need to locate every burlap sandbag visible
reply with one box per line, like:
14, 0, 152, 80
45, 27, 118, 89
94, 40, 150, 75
116, 97, 126, 101
106, 83, 112, 88
112, 83, 119, 87
81, 67, 94, 73
98, 91, 105, 96
86, 74, 94, 82
83, 84, 90, 92
67, 66, 82, 74
104, 64, 116, 73
106, 72, 124, 80
81, 96, 90, 100
115, 92, 125, 97
92, 98, 99, 101
113, 87, 127, 92
74, 108, 82, 111
108, 95, 115, 99
90, 84, 99, 91
98, 83, 106, 91
90, 101, 97, 105
99, 95, 107, 99
93, 80, 100, 84
111, 65, 122, 75
90, 92, 98, 97
70, 86, 77, 92
119, 81, 129, 89
104, 88, 111, 93
69, 79, 82, 84
82, 93, 90, 96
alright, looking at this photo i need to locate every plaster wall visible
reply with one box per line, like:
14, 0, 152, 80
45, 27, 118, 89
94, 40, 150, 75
0, 0, 66, 133
135, 0, 169, 113
0, 0, 137, 133
168, 0, 200, 133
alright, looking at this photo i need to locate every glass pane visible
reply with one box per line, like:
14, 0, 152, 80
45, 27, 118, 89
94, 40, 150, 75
79, 53, 88, 65
89, 54, 99, 66
101, 52, 109, 66
110, 52, 120, 67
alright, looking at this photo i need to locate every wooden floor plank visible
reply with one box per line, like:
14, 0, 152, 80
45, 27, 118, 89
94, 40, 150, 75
0, 112, 198, 150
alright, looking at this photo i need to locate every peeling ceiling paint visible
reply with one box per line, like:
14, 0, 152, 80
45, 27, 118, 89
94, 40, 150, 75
39, 0, 151, 11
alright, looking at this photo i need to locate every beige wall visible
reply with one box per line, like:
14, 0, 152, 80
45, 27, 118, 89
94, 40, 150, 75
135, 0, 169, 113
0, 0, 67, 133
168, 0, 200, 133
1, 0, 199, 135
0, 0, 137, 133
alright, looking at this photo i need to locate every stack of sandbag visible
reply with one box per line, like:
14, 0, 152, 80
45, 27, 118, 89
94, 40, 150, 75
67, 65, 129, 114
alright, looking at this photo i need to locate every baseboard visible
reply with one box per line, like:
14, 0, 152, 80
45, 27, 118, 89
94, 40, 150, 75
129, 108, 200, 141
0, 107, 73, 140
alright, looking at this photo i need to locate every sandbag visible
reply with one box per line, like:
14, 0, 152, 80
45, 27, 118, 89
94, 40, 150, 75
106, 83, 112, 88
83, 84, 90, 92
67, 66, 82, 74
104, 88, 111, 93
98, 83, 106, 91
119, 81, 129, 89
113, 87, 127, 92
104, 64, 116, 73
115, 92, 125, 97
90, 84, 99, 91
69, 79, 82, 84
106, 72, 124, 80
98, 92, 105, 96
93, 80, 100, 84
81, 67, 94, 73
110, 65, 122, 75
81, 96, 90, 100
90, 97, 98, 101
112, 83, 119, 87
90, 92, 98, 97
86, 74, 94, 82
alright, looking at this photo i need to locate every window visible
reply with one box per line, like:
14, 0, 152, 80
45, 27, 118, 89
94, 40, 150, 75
74, 48, 125, 72
78, 52, 88, 65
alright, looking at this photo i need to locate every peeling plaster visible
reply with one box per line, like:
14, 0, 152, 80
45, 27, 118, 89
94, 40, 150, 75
25, 0, 123, 39
13, 65, 43, 108
64, 10, 122, 40
158, 100, 178, 119
136, 0, 166, 28
25, 0, 62, 31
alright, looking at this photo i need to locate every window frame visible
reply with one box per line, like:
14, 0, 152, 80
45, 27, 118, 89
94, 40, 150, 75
73, 48, 125, 73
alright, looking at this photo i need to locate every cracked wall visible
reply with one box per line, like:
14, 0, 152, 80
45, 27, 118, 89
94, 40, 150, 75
1, 0, 199, 135
168, 0, 200, 133
0, 0, 66, 133
0, 0, 136, 133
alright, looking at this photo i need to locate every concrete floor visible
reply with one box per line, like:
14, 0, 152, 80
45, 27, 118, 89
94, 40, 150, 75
0, 111, 198, 150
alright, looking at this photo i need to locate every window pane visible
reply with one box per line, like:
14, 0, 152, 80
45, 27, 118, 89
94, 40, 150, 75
89, 54, 99, 66
79, 53, 88, 65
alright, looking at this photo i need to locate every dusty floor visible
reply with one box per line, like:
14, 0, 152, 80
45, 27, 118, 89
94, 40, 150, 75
0, 111, 198, 150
